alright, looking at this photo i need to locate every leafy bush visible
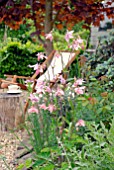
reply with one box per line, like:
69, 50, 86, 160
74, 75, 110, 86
0, 40, 44, 78
82, 31, 114, 91
76, 90, 114, 126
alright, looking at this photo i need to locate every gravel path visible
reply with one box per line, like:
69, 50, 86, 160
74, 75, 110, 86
0, 130, 24, 170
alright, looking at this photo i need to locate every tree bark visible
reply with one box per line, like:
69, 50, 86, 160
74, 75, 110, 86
44, 0, 53, 56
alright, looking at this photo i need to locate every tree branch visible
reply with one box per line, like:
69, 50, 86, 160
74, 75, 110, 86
30, 0, 45, 45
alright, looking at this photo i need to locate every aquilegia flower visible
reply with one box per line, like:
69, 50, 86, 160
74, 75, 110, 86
77, 36, 83, 44
45, 31, 53, 41
28, 106, 38, 114
55, 87, 64, 96
65, 30, 74, 42
74, 86, 85, 95
29, 93, 39, 103
73, 78, 84, 87
76, 119, 85, 127
71, 39, 80, 50
28, 63, 39, 70
47, 104, 56, 113
35, 65, 45, 76
39, 103, 47, 110
36, 52, 47, 61
45, 86, 52, 93
59, 75, 66, 85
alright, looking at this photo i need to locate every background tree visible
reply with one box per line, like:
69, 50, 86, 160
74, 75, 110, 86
0, 0, 113, 55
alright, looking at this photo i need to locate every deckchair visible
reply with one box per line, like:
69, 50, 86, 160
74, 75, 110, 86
24, 50, 80, 114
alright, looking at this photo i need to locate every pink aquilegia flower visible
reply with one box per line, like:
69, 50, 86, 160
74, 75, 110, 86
36, 87, 44, 94
36, 80, 45, 94
47, 104, 56, 113
28, 106, 38, 114
36, 52, 47, 61
77, 37, 83, 44
39, 103, 47, 110
59, 75, 66, 85
36, 80, 45, 88
73, 78, 84, 87
35, 64, 46, 76
45, 31, 53, 41
55, 87, 64, 96
29, 93, 39, 103
76, 119, 85, 127
71, 40, 80, 51
28, 63, 39, 70
65, 30, 74, 42
45, 86, 52, 93
74, 86, 85, 95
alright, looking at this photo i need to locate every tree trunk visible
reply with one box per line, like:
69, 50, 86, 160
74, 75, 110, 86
44, 0, 53, 56
0, 93, 25, 131
3, 25, 8, 42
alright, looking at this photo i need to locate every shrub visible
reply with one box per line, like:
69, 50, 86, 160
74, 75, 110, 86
82, 31, 114, 91
0, 40, 44, 78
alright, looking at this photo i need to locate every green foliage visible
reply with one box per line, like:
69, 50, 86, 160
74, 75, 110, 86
75, 85, 114, 125
0, 39, 44, 77
72, 119, 114, 170
73, 22, 84, 32
69, 49, 84, 78
0, 22, 35, 45
17, 118, 114, 170
82, 31, 114, 90
26, 111, 56, 155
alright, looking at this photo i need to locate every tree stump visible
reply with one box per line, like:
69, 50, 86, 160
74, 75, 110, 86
0, 93, 25, 131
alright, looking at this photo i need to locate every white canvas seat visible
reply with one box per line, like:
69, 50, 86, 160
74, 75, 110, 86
38, 52, 75, 81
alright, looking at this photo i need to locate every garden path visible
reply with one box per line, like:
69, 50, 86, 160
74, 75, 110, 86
0, 130, 24, 170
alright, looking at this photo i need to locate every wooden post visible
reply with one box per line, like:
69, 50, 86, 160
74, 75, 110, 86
0, 93, 25, 131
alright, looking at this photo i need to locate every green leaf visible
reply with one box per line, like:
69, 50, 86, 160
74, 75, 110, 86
104, 105, 111, 111
40, 164, 54, 170
77, 97, 86, 101
41, 147, 50, 153
32, 159, 46, 167
25, 158, 32, 168
16, 164, 25, 170
107, 117, 114, 145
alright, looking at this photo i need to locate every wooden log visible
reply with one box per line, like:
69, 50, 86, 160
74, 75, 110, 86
0, 93, 25, 131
